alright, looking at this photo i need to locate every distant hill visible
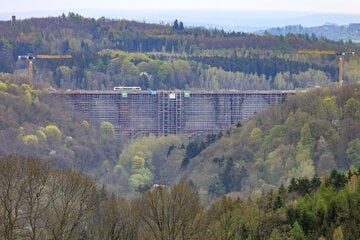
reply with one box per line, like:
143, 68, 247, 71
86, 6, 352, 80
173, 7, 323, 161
258, 23, 360, 41
3, 14, 360, 91
2, 10, 360, 32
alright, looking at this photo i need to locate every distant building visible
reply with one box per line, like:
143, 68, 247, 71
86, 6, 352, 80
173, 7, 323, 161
12, 16, 16, 24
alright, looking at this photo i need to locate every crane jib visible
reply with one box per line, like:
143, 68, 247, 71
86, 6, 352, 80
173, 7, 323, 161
36, 55, 72, 59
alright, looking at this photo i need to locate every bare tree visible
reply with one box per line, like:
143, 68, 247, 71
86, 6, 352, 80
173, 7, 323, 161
22, 159, 51, 240
89, 195, 139, 240
0, 155, 28, 240
44, 169, 97, 240
138, 182, 203, 240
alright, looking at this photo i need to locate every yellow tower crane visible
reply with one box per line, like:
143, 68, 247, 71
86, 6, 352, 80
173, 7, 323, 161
18, 54, 72, 88
297, 50, 355, 87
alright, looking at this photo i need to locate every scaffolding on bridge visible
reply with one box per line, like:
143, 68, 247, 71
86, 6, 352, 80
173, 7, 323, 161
55, 89, 293, 137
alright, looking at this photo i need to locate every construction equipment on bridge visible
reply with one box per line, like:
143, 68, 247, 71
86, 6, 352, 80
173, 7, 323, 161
18, 54, 72, 88
297, 50, 355, 87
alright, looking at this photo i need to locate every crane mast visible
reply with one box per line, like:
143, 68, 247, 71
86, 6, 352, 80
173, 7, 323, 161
297, 50, 355, 87
336, 51, 355, 87
18, 54, 72, 88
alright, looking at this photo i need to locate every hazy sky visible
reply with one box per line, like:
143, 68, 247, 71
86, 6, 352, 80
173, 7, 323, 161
2, 0, 360, 14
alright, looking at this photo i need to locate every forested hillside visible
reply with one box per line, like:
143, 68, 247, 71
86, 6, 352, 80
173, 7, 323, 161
260, 23, 360, 42
0, 73, 123, 176
0, 13, 359, 90
3, 69, 360, 201
1, 154, 360, 240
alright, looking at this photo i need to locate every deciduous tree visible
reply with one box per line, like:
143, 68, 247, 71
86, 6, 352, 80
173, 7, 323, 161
0, 155, 28, 240
44, 169, 97, 240
138, 182, 203, 240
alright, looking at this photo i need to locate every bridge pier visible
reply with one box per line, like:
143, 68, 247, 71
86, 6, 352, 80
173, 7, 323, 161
53, 90, 294, 137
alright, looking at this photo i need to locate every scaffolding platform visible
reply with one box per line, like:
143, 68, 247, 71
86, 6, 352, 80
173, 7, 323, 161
53, 89, 294, 137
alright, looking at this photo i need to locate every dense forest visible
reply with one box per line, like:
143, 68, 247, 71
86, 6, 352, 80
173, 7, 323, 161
0, 13, 359, 91
1, 154, 360, 240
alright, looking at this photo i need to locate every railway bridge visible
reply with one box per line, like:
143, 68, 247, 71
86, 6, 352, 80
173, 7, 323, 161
53, 89, 296, 137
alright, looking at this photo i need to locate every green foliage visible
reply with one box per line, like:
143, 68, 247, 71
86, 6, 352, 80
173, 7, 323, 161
258, 144, 295, 185
263, 125, 285, 149
0, 81, 7, 91
325, 169, 348, 191
44, 124, 62, 142
250, 127, 263, 147
300, 123, 315, 149
129, 168, 153, 191
22, 134, 39, 146
333, 226, 344, 240
208, 176, 226, 197
99, 121, 115, 143
284, 110, 311, 144
36, 129, 47, 142
118, 135, 184, 191
98, 121, 115, 132
316, 136, 337, 174
273, 72, 288, 90
181, 133, 221, 169
317, 151, 337, 174
81, 120, 90, 128
346, 138, 360, 168
24, 89, 32, 104
344, 98, 360, 121
289, 221, 306, 240
131, 155, 145, 173
319, 96, 340, 121
119, 136, 155, 171
269, 229, 282, 240
8, 83, 22, 95
220, 159, 247, 192
291, 144, 315, 181
285, 169, 360, 239
185, 140, 204, 159
206, 196, 243, 240
288, 176, 321, 196
293, 68, 331, 88
273, 185, 287, 209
